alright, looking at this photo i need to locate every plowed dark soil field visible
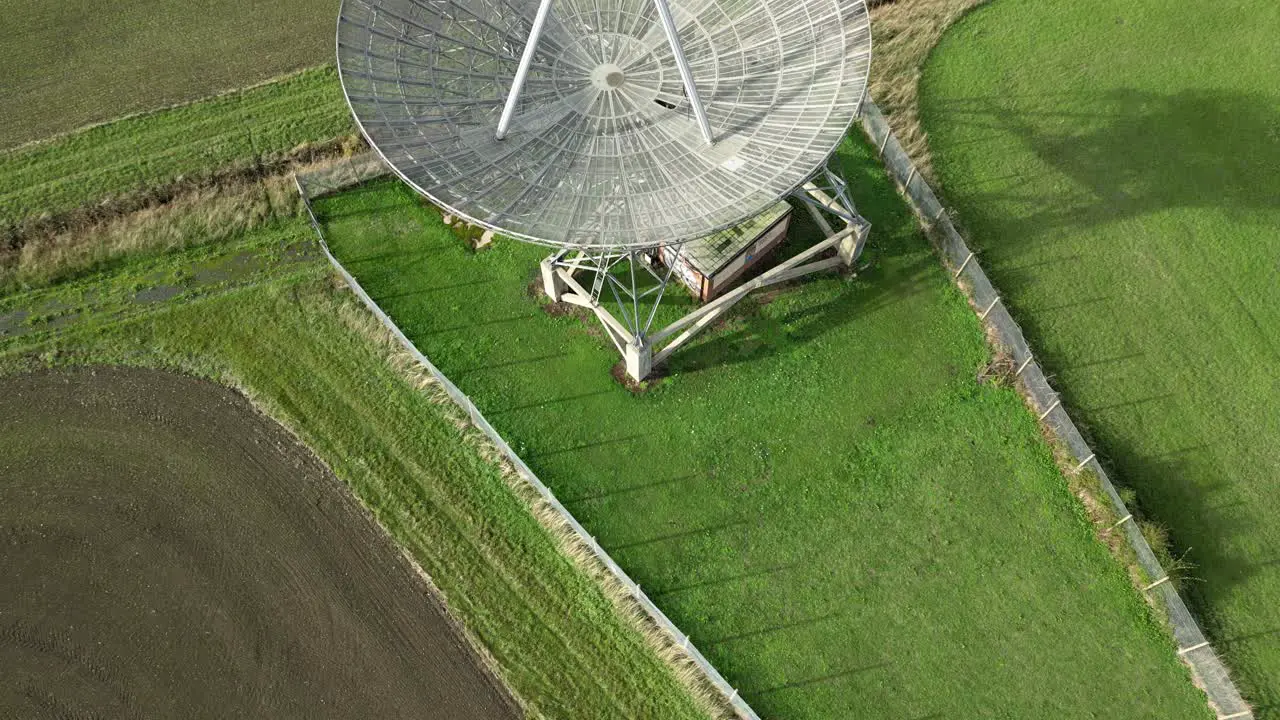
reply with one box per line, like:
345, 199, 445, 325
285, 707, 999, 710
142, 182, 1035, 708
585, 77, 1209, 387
0, 367, 520, 720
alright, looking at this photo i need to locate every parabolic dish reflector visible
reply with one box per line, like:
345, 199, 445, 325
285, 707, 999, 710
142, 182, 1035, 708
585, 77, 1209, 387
337, 0, 872, 249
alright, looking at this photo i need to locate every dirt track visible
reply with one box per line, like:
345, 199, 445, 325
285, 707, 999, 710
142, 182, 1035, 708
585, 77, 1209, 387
0, 367, 520, 720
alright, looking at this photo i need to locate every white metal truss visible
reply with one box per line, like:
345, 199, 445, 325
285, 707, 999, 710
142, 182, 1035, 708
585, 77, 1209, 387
541, 158, 870, 379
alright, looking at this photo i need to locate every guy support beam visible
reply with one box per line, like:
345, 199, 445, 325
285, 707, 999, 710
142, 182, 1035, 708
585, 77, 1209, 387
497, 0, 713, 145
495, 0, 555, 141
652, 0, 715, 145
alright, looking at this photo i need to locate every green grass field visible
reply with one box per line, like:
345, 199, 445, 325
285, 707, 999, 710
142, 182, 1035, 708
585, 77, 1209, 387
0, 0, 339, 150
0, 67, 352, 227
919, 0, 1280, 712
0, 223, 713, 720
313, 133, 1211, 719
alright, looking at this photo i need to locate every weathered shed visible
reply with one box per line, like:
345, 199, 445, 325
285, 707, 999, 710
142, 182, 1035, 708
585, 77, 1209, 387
661, 201, 793, 303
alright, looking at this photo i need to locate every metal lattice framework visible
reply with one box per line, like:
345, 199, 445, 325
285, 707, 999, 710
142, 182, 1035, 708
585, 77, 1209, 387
337, 0, 872, 250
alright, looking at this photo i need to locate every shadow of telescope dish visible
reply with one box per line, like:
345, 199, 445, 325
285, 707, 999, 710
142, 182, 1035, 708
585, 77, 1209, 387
337, 0, 872, 250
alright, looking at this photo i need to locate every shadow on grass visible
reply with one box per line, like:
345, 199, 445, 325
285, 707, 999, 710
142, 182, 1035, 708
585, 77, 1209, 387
377, 278, 497, 301
341, 245, 454, 267
704, 610, 842, 649
752, 663, 890, 697
648, 563, 799, 599
664, 164, 942, 376
524, 433, 643, 461
926, 86, 1280, 633
1115, 440, 1259, 606
925, 88, 1280, 250
610, 518, 751, 552
450, 351, 568, 378
563, 472, 702, 504
667, 247, 938, 377
487, 388, 616, 416
418, 312, 542, 336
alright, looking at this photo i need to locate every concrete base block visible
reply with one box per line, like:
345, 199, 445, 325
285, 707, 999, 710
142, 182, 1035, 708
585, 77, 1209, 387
838, 223, 870, 266
541, 257, 569, 302
624, 341, 652, 381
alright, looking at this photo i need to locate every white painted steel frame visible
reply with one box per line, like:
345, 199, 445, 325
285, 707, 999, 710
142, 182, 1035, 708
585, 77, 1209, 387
545, 158, 871, 379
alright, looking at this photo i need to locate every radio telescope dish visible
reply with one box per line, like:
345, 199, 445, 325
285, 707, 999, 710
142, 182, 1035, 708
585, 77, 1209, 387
337, 0, 872, 249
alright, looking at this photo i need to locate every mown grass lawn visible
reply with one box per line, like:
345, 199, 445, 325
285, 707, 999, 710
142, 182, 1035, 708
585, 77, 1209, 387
0, 0, 340, 150
315, 133, 1211, 719
0, 226, 713, 720
920, 0, 1280, 711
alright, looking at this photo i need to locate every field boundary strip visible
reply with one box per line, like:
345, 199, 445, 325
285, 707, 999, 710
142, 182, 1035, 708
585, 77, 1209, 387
856, 94, 1253, 720
294, 166, 761, 720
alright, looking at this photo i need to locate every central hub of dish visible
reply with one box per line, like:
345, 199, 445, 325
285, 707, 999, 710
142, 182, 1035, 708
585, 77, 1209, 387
590, 63, 626, 91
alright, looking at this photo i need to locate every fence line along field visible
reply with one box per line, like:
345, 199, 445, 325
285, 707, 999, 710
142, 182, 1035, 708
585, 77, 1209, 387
0, 0, 339, 150
920, 0, 1280, 710
314, 133, 1212, 720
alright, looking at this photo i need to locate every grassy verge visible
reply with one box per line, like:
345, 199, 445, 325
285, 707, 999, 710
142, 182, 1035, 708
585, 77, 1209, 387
314, 133, 1211, 719
0, 66, 353, 228
867, 0, 986, 172
0, 0, 339, 150
920, 0, 1280, 711
0, 167, 305, 293
0, 226, 714, 720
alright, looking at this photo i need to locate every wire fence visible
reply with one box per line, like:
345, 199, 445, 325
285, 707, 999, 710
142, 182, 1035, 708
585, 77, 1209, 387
294, 165, 761, 720
856, 95, 1253, 720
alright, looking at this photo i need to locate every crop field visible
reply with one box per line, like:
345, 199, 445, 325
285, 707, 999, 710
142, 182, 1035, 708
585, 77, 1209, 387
0, 67, 352, 227
0, 227, 711, 720
0, 0, 339, 150
314, 134, 1211, 719
920, 0, 1280, 711
1, 366, 518, 720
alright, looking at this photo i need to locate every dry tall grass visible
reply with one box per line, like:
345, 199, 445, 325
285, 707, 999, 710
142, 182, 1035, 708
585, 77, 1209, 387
2, 176, 297, 290
869, 0, 988, 176
0, 151, 364, 292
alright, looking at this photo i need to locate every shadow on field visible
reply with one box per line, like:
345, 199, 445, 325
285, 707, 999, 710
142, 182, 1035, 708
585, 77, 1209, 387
925, 88, 1280, 248
563, 472, 702, 504
704, 609, 842, 649
648, 562, 799, 599
667, 250, 937, 376
753, 663, 890, 697
1105, 437, 1260, 603
611, 517, 752, 552
923, 87, 1280, 606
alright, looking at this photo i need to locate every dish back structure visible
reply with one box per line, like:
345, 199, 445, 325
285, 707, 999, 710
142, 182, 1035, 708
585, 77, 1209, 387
337, 0, 873, 379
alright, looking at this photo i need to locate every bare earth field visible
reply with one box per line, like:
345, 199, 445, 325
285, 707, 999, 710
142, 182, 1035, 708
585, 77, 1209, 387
0, 367, 519, 720
0, 0, 339, 150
